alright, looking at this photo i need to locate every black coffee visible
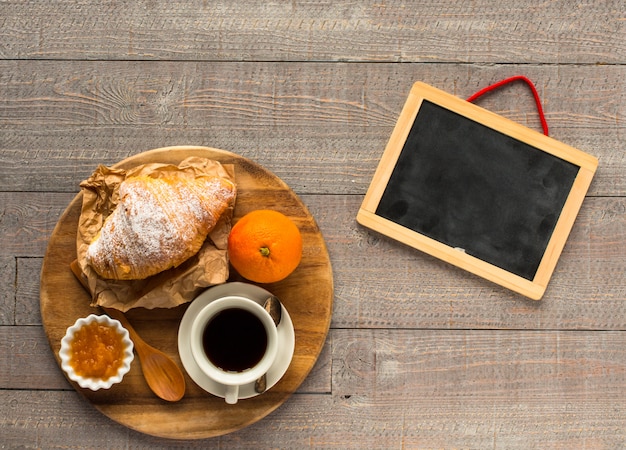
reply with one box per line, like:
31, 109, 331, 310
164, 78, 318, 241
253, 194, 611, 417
202, 307, 268, 372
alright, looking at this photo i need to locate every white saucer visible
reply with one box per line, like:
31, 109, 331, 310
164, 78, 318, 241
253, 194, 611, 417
178, 282, 295, 401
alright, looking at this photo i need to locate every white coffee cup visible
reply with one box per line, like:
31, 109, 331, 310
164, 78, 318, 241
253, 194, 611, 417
189, 295, 279, 404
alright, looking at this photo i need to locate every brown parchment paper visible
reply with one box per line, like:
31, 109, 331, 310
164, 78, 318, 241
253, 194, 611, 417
76, 157, 236, 312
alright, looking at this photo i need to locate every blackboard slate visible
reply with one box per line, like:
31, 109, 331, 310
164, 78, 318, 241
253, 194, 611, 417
357, 82, 598, 300
376, 100, 579, 281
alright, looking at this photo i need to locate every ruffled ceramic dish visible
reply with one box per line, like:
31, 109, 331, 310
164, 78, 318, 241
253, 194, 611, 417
59, 314, 134, 390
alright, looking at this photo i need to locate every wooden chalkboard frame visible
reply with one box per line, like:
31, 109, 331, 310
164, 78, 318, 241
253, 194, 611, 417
357, 82, 598, 300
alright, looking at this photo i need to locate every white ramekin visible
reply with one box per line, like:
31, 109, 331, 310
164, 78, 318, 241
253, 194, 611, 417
59, 314, 134, 391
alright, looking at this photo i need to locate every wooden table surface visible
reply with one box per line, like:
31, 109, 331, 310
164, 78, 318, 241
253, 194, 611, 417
1, 2, 624, 448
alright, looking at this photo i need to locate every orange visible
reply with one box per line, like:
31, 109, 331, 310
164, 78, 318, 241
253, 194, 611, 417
227, 209, 303, 283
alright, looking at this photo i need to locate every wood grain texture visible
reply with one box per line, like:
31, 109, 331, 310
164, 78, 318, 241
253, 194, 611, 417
0, 1, 624, 63
4, 195, 624, 331
1, 0, 625, 446
0, 62, 623, 196
0, 256, 15, 325
0, 324, 332, 395
2, 329, 624, 448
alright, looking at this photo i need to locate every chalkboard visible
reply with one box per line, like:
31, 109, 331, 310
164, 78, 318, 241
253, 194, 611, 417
357, 82, 598, 300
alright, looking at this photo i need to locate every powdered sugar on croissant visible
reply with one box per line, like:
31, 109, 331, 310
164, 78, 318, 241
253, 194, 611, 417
86, 173, 236, 280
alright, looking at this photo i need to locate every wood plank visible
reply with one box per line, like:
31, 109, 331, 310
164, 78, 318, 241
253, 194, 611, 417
2, 329, 625, 447
0, 62, 623, 195
332, 329, 626, 397
0, 391, 625, 449
327, 329, 626, 449
0, 325, 331, 393
1, 391, 132, 448
4, 194, 626, 330
15, 257, 44, 325
0, 257, 15, 325
0, 325, 70, 390
0, 1, 623, 64
0, 192, 76, 257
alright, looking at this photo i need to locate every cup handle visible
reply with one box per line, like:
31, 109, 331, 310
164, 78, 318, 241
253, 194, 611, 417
224, 385, 239, 404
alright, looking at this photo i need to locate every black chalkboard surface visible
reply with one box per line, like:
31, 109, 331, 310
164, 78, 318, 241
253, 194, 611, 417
357, 82, 598, 299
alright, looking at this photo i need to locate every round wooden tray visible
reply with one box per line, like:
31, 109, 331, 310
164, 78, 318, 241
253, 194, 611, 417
40, 146, 334, 439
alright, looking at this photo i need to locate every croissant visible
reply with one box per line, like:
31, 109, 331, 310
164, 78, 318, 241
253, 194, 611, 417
86, 173, 236, 280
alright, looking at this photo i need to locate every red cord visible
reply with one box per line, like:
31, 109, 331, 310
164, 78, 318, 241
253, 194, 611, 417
466, 75, 549, 136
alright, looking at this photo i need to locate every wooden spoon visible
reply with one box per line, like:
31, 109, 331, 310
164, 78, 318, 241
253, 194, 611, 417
70, 260, 186, 402
102, 306, 186, 402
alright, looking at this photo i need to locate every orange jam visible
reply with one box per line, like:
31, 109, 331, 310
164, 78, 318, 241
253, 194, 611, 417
70, 321, 126, 380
